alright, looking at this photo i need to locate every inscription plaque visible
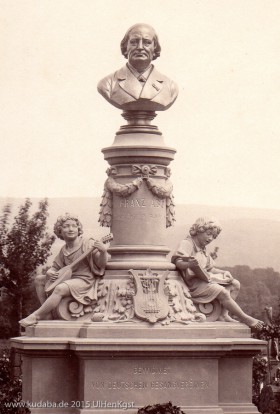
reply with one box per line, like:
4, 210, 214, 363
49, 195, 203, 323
112, 185, 166, 246
82, 359, 216, 408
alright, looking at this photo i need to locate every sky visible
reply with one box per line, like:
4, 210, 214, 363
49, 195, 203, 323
0, 0, 280, 209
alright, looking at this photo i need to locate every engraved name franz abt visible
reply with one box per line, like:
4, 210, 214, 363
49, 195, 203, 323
119, 198, 164, 208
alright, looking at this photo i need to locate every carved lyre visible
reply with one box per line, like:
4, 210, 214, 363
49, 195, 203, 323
129, 268, 169, 323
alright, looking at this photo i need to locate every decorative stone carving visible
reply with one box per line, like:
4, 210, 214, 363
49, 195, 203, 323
166, 192, 176, 228
163, 279, 206, 325
145, 177, 172, 197
131, 164, 157, 178
98, 188, 112, 227
106, 176, 143, 197
192, 299, 222, 322
145, 177, 175, 227
53, 270, 206, 325
92, 277, 135, 322
106, 166, 118, 176
99, 163, 175, 228
99, 176, 142, 227
129, 268, 170, 323
55, 297, 94, 320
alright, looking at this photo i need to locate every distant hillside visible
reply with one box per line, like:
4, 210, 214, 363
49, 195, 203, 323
168, 204, 280, 271
1, 197, 280, 271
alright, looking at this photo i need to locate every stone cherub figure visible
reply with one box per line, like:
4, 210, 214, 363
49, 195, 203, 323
19, 214, 108, 328
97, 23, 178, 111
172, 217, 264, 330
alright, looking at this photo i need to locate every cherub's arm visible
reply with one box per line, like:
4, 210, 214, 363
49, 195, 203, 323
175, 257, 199, 270
172, 239, 200, 279
91, 240, 108, 269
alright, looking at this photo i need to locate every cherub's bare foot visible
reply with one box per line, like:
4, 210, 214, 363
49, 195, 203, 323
19, 313, 39, 328
250, 320, 264, 331
243, 316, 264, 331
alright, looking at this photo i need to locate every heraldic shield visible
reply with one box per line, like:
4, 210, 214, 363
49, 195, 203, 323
129, 268, 170, 323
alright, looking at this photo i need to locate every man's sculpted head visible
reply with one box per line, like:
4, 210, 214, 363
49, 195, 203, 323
120, 24, 161, 71
97, 23, 178, 111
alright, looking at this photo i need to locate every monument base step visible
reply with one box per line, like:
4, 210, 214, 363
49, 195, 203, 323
11, 322, 265, 414
23, 320, 251, 339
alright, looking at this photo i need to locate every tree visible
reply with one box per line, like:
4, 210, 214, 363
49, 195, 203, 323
0, 348, 30, 413
0, 199, 55, 336
223, 265, 280, 321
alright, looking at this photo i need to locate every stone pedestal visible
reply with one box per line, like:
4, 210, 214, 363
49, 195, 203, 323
13, 110, 265, 414
12, 322, 265, 414
99, 111, 176, 271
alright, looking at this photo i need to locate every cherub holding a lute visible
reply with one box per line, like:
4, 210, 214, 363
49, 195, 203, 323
19, 213, 111, 327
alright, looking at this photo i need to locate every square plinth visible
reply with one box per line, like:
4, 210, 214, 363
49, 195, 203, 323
11, 322, 265, 414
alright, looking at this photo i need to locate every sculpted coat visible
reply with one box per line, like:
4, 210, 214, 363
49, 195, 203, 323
97, 64, 178, 111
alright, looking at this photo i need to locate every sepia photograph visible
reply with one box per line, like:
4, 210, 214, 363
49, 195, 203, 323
0, 1, 280, 413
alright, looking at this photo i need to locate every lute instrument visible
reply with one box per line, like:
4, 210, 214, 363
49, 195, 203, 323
45, 233, 113, 293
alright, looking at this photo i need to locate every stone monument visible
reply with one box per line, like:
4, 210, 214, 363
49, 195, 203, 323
12, 23, 265, 414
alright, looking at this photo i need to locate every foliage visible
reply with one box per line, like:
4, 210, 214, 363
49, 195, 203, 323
223, 265, 280, 320
137, 402, 186, 414
251, 304, 280, 410
258, 384, 280, 414
0, 199, 55, 336
0, 348, 30, 414
262, 399, 280, 414
252, 354, 268, 407
253, 324, 280, 342
0, 314, 12, 339
273, 299, 280, 326
252, 302, 280, 341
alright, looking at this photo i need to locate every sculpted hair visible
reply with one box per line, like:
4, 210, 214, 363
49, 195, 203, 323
53, 213, 83, 240
120, 24, 161, 60
189, 217, 222, 239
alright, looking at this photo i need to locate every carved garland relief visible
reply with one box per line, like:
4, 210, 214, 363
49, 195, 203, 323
99, 165, 175, 228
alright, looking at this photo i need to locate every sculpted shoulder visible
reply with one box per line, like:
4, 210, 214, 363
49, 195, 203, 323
97, 69, 120, 101
97, 65, 178, 111
97, 66, 127, 109
177, 238, 194, 256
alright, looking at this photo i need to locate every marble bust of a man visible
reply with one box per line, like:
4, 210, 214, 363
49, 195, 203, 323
97, 23, 179, 111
